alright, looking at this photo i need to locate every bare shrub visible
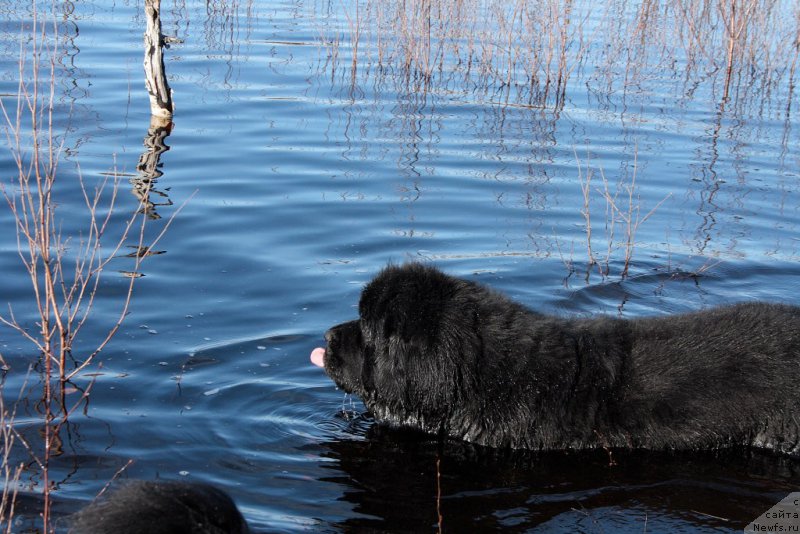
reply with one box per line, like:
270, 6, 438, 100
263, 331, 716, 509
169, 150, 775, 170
576, 149, 671, 279
0, 5, 174, 531
312, 0, 799, 112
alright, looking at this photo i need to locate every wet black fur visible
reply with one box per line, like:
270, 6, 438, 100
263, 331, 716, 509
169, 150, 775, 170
321, 263, 800, 454
68, 480, 249, 534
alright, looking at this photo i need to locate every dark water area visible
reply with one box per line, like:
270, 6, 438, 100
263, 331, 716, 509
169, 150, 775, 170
1, 0, 799, 532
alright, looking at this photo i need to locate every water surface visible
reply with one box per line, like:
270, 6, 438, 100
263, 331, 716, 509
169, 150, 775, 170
0, 0, 799, 531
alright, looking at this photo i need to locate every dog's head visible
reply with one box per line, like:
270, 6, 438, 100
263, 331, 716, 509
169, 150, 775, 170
311, 264, 482, 433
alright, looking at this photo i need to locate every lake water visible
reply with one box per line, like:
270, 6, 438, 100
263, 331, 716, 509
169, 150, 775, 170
1, 0, 799, 532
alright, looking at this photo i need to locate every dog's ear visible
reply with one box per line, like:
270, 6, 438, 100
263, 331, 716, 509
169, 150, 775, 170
360, 264, 453, 347
383, 290, 443, 345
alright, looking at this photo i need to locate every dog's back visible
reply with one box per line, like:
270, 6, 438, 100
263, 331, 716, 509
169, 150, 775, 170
621, 302, 800, 454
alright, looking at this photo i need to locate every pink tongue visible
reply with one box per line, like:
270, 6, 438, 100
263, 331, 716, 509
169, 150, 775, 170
310, 347, 326, 368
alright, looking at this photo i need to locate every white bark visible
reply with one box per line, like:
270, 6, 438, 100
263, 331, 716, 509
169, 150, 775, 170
144, 0, 173, 118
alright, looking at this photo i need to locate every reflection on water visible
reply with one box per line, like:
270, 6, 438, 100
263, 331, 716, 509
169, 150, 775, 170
318, 427, 799, 532
309, 0, 800, 279
314, 0, 799, 116
133, 116, 174, 221
1, 0, 799, 532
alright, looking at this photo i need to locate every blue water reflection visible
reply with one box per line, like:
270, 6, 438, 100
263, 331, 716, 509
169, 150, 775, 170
0, 0, 798, 531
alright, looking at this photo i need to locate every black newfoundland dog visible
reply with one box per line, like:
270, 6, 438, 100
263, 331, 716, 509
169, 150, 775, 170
68, 480, 249, 534
311, 263, 800, 455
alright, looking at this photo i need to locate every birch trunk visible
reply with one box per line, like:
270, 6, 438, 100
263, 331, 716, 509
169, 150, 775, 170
144, 0, 173, 119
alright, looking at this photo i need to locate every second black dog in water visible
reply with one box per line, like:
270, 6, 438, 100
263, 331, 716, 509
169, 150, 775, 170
312, 263, 800, 455
68, 480, 249, 534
